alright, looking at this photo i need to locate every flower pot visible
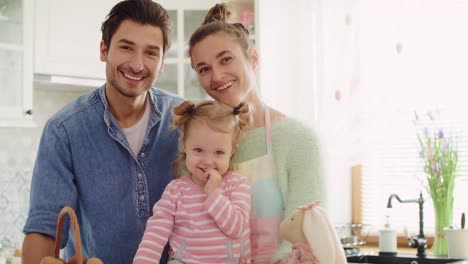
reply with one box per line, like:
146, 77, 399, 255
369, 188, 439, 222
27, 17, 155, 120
445, 228, 468, 258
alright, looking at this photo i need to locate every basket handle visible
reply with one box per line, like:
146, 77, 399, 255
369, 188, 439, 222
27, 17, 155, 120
54, 206, 84, 264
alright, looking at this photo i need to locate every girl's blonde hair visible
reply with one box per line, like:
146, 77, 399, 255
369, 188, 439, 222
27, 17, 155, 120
172, 100, 250, 178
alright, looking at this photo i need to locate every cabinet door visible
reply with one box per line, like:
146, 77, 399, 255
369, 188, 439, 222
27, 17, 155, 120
34, 0, 119, 80
0, 0, 33, 126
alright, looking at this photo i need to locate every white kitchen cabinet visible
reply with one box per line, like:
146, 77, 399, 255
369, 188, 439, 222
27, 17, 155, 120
34, 0, 119, 80
0, 0, 34, 127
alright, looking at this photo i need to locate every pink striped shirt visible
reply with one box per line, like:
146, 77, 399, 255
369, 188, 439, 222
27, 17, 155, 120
133, 171, 251, 264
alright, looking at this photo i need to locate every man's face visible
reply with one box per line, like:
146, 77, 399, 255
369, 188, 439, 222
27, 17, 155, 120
100, 19, 165, 98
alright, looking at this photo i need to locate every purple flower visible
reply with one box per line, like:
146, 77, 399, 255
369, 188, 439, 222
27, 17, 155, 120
438, 129, 444, 139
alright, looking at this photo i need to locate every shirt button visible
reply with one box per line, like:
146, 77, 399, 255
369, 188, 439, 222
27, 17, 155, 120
141, 163, 145, 168
139, 195, 145, 202
140, 152, 146, 158
138, 173, 143, 179
138, 184, 144, 190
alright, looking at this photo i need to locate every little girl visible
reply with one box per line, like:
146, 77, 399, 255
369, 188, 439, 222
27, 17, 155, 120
133, 100, 252, 264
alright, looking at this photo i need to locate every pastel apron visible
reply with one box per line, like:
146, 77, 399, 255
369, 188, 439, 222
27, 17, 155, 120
235, 106, 284, 264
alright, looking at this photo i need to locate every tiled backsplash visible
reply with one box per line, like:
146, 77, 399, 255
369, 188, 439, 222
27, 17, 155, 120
0, 83, 88, 247
0, 168, 31, 248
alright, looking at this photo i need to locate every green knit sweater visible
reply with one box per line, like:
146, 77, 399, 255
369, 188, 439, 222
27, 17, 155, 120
232, 117, 325, 261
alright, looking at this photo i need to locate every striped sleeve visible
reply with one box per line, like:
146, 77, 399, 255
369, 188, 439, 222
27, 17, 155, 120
205, 173, 251, 239
133, 181, 179, 264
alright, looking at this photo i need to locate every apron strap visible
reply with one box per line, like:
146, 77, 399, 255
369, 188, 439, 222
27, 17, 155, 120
264, 105, 273, 154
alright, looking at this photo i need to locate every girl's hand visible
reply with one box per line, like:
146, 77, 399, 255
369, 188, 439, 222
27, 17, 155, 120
204, 168, 223, 195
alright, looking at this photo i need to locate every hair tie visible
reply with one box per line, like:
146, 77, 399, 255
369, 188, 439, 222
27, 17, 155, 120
187, 104, 195, 114
233, 103, 244, 115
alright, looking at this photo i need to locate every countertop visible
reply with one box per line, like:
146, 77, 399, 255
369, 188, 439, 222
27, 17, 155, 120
347, 246, 468, 264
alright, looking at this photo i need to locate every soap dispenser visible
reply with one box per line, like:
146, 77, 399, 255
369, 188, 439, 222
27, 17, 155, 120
379, 215, 397, 255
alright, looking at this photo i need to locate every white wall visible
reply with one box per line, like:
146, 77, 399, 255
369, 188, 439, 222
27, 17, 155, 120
256, 0, 319, 123
317, 0, 362, 226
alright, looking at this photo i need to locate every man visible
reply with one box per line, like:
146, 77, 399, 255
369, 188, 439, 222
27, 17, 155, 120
22, 1, 182, 263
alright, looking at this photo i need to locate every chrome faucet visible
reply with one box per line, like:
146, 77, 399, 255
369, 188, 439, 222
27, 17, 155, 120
387, 192, 427, 257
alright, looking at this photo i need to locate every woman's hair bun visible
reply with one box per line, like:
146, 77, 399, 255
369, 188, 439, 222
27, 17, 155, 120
202, 3, 232, 25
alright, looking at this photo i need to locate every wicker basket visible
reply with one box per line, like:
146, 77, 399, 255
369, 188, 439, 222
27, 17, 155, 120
40, 206, 103, 264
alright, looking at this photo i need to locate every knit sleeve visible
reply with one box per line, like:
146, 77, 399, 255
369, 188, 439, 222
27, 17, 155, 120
133, 181, 179, 264
284, 123, 325, 214
274, 120, 326, 262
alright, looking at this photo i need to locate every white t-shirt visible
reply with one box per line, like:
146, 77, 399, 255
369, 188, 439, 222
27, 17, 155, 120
123, 98, 150, 156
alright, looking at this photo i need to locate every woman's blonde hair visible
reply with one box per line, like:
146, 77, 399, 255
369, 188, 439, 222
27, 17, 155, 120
188, 3, 254, 61
172, 100, 250, 178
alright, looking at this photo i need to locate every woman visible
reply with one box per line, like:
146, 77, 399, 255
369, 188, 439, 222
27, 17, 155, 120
188, 3, 325, 263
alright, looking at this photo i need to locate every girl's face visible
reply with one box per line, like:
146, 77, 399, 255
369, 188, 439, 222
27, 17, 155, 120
190, 33, 258, 107
184, 120, 234, 186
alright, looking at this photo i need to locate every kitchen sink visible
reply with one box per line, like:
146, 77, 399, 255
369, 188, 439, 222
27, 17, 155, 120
347, 253, 467, 264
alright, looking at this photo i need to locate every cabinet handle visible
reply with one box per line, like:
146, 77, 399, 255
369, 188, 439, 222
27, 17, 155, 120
25, 109, 33, 115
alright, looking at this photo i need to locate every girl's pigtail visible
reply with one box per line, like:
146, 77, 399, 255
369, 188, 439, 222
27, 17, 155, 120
233, 102, 251, 131
172, 101, 195, 129
171, 100, 195, 179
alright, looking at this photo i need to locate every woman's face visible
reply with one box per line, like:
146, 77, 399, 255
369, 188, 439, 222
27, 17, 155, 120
190, 33, 258, 107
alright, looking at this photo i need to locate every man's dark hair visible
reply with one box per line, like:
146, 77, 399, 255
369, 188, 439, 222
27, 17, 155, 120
101, 0, 172, 54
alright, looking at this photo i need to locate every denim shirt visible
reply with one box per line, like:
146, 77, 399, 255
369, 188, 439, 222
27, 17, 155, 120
23, 86, 183, 264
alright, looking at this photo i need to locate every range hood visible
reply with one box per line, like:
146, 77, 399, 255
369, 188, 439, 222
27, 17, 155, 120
34, 74, 106, 90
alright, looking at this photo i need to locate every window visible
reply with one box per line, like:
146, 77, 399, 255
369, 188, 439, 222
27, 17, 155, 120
355, 0, 468, 236
360, 109, 468, 235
